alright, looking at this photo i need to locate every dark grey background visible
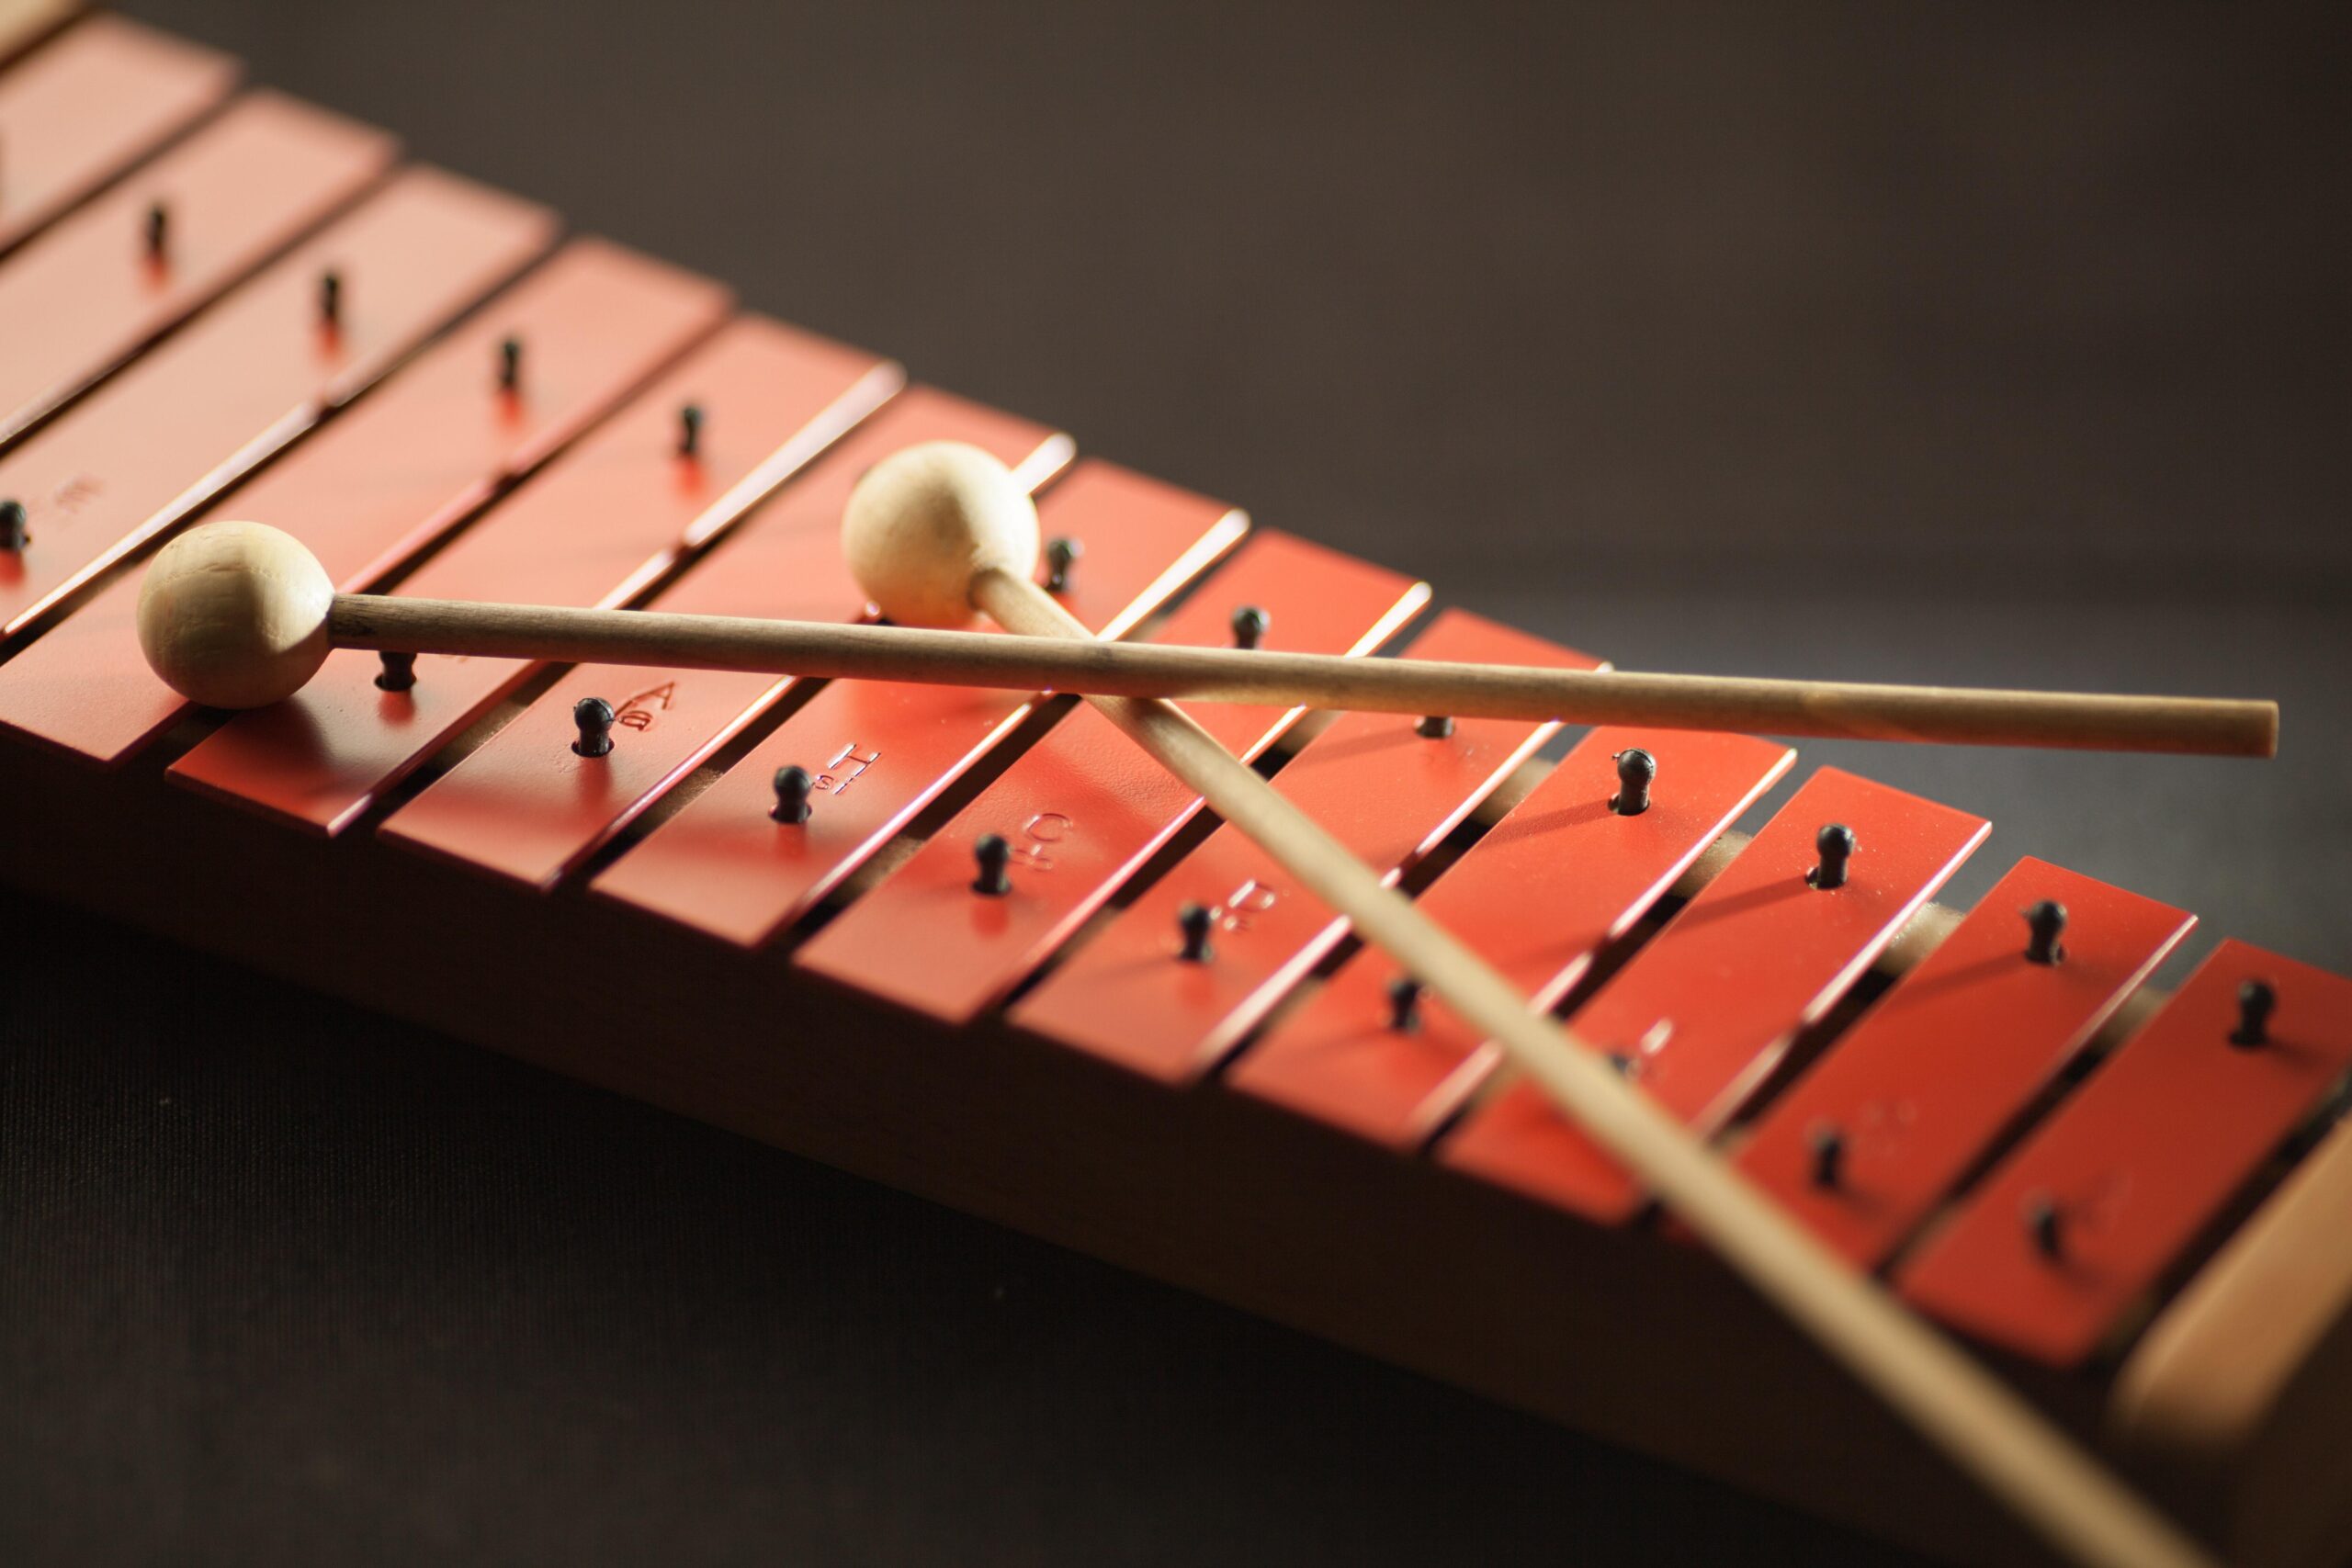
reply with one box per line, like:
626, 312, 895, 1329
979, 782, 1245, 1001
5, 2, 2347, 1563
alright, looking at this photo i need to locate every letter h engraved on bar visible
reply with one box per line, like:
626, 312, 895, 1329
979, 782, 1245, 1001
816, 742, 880, 795
1217, 879, 1280, 932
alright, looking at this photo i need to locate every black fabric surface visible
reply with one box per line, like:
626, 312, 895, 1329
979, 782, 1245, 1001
6, 3, 2348, 1563
2, 898, 1915, 1567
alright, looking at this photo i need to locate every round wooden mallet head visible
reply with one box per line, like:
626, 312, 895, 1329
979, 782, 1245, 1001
842, 441, 1039, 626
136, 521, 334, 708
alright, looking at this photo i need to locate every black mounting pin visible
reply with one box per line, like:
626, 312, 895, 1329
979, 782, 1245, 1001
571, 696, 616, 758
2023, 899, 2067, 965
1611, 748, 1656, 816
1386, 976, 1423, 1032
1044, 536, 1081, 594
373, 650, 416, 693
1807, 1123, 1847, 1190
1230, 604, 1270, 650
1415, 714, 1455, 740
318, 268, 342, 329
1177, 902, 1216, 964
2231, 979, 2276, 1049
770, 765, 814, 824
2023, 1192, 2064, 1259
0, 499, 27, 553
1807, 823, 1856, 890
144, 200, 168, 262
1602, 1050, 1639, 1078
971, 833, 1014, 897
677, 402, 704, 459
498, 335, 523, 393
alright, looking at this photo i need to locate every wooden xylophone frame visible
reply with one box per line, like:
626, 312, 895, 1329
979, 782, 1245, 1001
6, 731, 2349, 1568
2, 11, 2349, 1568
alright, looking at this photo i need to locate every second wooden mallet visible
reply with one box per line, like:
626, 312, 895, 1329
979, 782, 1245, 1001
133, 518, 2276, 758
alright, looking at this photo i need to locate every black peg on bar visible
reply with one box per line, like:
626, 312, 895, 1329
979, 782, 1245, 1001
1602, 1050, 1639, 1078
0, 499, 27, 553
1415, 714, 1455, 739
1611, 748, 1656, 816
144, 200, 168, 261
498, 335, 523, 392
373, 650, 416, 693
571, 696, 615, 758
2022, 899, 2067, 964
1044, 536, 1081, 594
677, 402, 704, 458
1808, 823, 1855, 890
769, 765, 813, 824
1386, 976, 1423, 1032
2024, 1192, 2064, 1260
1177, 902, 1216, 964
970, 833, 1013, 897
2230, 979, 2276, 1049
317, 268, 342, 329
1230, 604, 1270, 650
1807, 1123, 1847, 1190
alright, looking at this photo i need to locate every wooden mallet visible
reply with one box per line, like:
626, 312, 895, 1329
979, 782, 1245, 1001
831, 443, 2221, 1568
131, 501, 2276, 760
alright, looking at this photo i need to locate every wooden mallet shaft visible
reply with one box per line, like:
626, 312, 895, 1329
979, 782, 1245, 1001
963, 558, 2221, 1568
325, 595, 2274, 756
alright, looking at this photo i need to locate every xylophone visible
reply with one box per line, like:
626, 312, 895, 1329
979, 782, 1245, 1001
0, 11, 2346, 1567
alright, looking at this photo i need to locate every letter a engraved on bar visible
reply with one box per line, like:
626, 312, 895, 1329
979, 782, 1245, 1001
51, 476, 104, 516
1008, 810, 1073, 871
616, 682, 676, 732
